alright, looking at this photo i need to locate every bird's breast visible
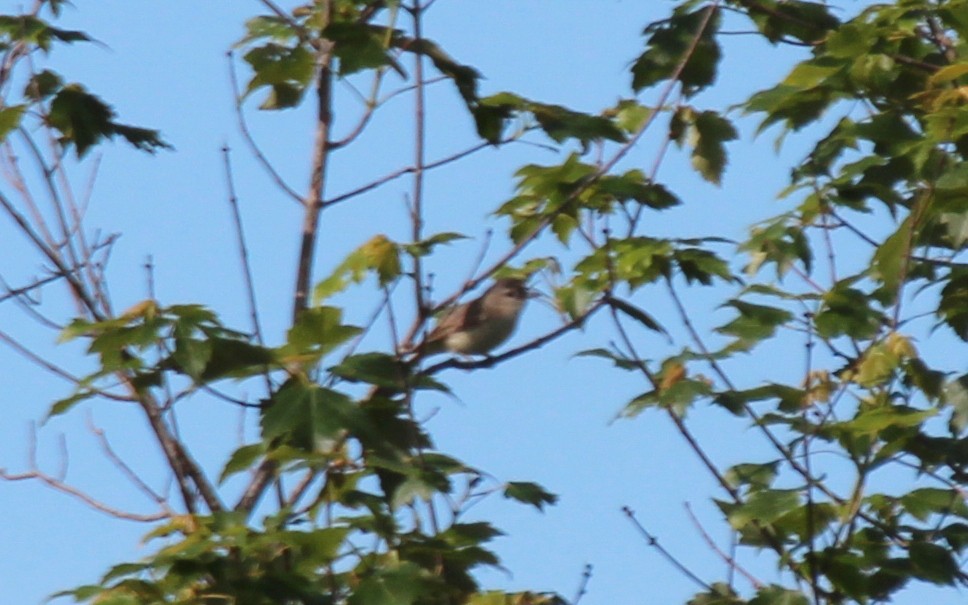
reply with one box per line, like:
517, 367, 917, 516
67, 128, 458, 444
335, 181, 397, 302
445, 315, 518, 355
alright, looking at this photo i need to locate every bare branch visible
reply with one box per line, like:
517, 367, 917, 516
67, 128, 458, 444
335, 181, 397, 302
410, 0, 428, 324
683, 502, 763, 590
0, 271, 72, 305
221, 144, 272, 396
292, 32, 335, 317
322, 140, 494, 208
226, 52, 303, 204
331, 68, 389, 149
86, 412, 174, 513
0, 190, 101, 316
622, 506, 712, 590
1, 425, 170, 523
571, 563, 593, 605
0, 327, 86, 387
0, 466, 170, 522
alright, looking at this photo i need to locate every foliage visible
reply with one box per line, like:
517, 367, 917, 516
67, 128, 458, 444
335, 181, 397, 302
0, 0, 967, 604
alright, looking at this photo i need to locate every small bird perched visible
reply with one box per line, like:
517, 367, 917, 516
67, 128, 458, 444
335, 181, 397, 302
421, 278, 530, 356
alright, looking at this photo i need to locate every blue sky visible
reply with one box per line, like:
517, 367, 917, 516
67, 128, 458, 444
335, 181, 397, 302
1, 1, 964, 604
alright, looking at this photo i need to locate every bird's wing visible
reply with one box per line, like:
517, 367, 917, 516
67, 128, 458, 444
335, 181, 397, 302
426, 296, 484, 343
462, 295, 487, 329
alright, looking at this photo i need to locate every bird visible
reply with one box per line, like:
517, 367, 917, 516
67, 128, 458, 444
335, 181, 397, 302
420, 278, 530, 356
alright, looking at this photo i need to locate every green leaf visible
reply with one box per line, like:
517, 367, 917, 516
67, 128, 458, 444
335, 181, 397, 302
324, 22, 399, 76
313, 235, 400, 302
260, 381, 358, 451
674, 248, 736, 285
396, 36, 481, 105
838, 405, 936, 436
0, 15, 92, 50
852, 336, 911, 387
238, 15, 297, 45
716, 300, 793, 348
740, 218, 812, 277
686, 582, 742, 605
573, 347, 639, 372
503, 481, 558, 511
725, 462, 778, 492
556, 282, 599, 321
329, 353, 409, 389
901, 488, 968, 521
171, 337, 212, 381
529, 102, 626, 145
442, 522, 504, 546
243, 42, 314, 109
200, 337, 275, 381
0, 104, 25, 141
100, 562, 149, 583
287, 526, 351, 563
820, 550, 868, 599
940, 522, 968, 552
608, 236, 673, 287
774, 501, 838, 541
748, 0, 839, 44
48, 84, 113, 156
403, 231, 468, 257
607, 295, 668, 336
748, 585, 809, 605
938, 268, 968, 341
624, 375, 712, 417
814, 281, 884, 340
714, 384, 805, 415
870, 217, 911, 292
478, 93, 625, 146
286, 305, 362, 357
939, 211, 968, 249
909, 541, 958, 584
632, 7, 721, 95
686, 110, 738, 185
24, 69, 62, 100
47, 84, 169, 156
44, 389, 96, 422
611, 99, 653, 133
720, 489, 800, 528
218, 443, 266, 484
392, 472, 444, 509
348, 562, 430, 605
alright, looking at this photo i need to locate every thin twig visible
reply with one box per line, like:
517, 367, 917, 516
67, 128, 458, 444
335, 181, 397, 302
322, 140, 494, 208
331, 66, 389, 149
0, 328, 89, 388
226, 52, 302, 204
683, 502, 762, 590
571, 563, 593, 605
0, 466, 170, 522
221, 144, 272, 395
86, 412, 173, 512
0, 271, 72, 305
410, 0, 428, 323
0, 190, 101, 315
622, 506, 711, 590
1, 425, 170, 522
